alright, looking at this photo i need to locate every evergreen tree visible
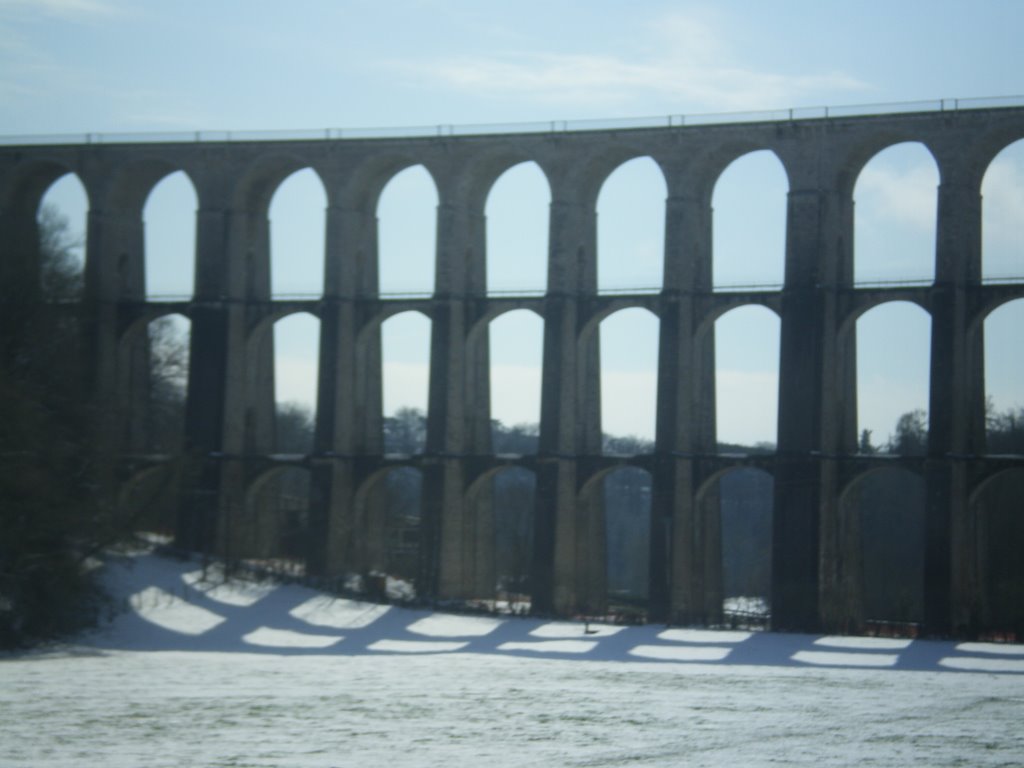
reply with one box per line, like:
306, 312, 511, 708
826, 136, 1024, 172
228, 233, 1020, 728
0, 205, 105, 647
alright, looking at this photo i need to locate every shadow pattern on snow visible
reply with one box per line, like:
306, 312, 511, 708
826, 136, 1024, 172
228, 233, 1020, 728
81, 552, 1024, 675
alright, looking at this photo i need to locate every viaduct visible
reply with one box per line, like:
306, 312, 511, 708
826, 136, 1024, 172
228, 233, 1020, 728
2, 103, 1022, 636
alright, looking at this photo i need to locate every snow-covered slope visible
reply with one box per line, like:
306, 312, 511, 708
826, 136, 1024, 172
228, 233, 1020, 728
1, 550, 1022, 768
83, 550, 1024, 673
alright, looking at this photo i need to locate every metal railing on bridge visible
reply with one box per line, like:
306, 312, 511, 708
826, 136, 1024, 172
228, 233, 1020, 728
2, 95, 1023, 146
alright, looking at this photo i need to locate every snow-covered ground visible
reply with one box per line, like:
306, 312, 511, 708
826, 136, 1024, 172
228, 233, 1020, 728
2, 550, 1023, 767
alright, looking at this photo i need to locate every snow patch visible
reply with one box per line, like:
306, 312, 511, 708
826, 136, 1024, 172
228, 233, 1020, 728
955, 642, 1024, 656
368, 639, 468, 653
406, 613, 503, 637
289, 596, 390, 629
498, 640, 598, 654
181, 569, 278, 607
129, 587, 227, 635
630, 645, 733, 662
792, 650, 899, 668
530, 621, 624, 639
939, 656, 1024, 673
241, 627, 343, 649
658, 628, 752, 644
814, 635, 913, 650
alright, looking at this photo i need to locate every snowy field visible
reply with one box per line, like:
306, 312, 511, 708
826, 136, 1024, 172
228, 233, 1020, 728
2, 552, 1023, 768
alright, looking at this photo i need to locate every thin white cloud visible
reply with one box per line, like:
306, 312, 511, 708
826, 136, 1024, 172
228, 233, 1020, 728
400, 51, 865, 110
387, 11, 867, 111
855, 164, 939, 232
0, 0, 116, 18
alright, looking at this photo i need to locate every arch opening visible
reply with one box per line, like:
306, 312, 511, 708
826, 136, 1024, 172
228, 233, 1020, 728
37, 172, 88, 299
143, 170, 196, 300
712, 150, 787, 290
600, 308, 658, 452
840, 468, 925, 631
355, 468, 423, 601
489, 310, 543, 453
485, 162, 549, 294
377, 165, 437, 296
604, 466, 652, 618
596, 157, 666, 293
269, 168, 326, 298
242, 467, 312, 570
984, 299, 1024, 454
146, 314, 191, 454
715, 468, 773, 626
273, 312, 319, 454
971, 469, 1024, 637
714, 305, 779, 449
382, 311, 431, 453
856, 301, 931, 455
462, 466, 537, 610
853, 142, 938, 285
981, 139, 1024, 283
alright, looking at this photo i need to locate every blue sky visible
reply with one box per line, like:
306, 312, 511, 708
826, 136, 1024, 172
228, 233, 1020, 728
4, 0, 1022, 446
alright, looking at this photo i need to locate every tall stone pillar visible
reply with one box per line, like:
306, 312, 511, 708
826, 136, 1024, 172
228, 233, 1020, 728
83, 192, 155, 524
424, 178, 484, 601
533, 169, 601, 616
815, 168, 857, 633
177, 176, 256, 557
309, 190, 379, 579
772, 179, 828, 632
652, 182, 714, 624
83, 202, 147, 454
926, 156, 983, 634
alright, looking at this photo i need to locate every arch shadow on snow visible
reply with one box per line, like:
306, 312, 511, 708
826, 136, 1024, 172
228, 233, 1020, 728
77, 550, 1024, 676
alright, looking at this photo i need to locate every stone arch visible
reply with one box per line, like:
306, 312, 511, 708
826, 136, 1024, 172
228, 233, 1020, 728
711, 149, 788, 290
2, 157, 82, 212
116, 312, 191, 455
853, 141, 940, 285
696, 465, 774, 627
485, 309, 544, 448
94, 160, 199, 304
230, 152, 325, 215
35, 171, 89, 298
712, 304, 780, 448
837, 466, 926, 632
981, 137, 1024, 283
577, 462, 653, 619
1, 162, 88, 297
268, 167, 327, 298
485, 160, 550, 294
377, 163, 439, 295
604, 465, 652, 617
271, 311, 320, 453
969, 467, 1024, 636
242, 464, 313, 566
380, 310, 432, 451
595, 155, 667, 292
836, 133, 941, 203
143, 170, 197, 299
225, 155, 327, 305
596, 307, 659, 449
850, 300, 932, 453
464, 465, 537, 607
353, 465, 424, 598
104, 157, 197, 218
981, 298, 1024, 453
